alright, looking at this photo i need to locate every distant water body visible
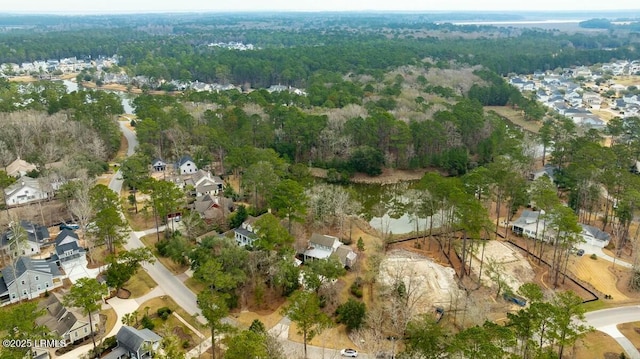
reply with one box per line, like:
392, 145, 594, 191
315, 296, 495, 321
447, 19, 584, 26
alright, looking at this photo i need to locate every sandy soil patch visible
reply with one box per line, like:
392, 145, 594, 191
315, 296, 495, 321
379, 249, 464, 311
473, 240, 535, 294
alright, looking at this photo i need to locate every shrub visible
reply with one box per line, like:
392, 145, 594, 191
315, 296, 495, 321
350, 277, 364, 298
590, 253, 598, 260
335, 298, 367, 331
182, 340, 190, 349
157, 307, 172, 320
141, 314, 155, 330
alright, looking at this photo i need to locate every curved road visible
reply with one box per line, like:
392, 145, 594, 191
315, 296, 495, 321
586, 306, 640, 359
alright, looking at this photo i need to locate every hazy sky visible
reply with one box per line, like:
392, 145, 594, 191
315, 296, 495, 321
3, 0, 640, 14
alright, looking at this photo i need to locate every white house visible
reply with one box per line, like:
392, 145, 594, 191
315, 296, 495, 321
0, 256, 63, 305
151, 158, 167, 172
233, 216, 260, 247
0, 221, 49, 258
510, 210, 611, 248
4, 175, 52, 206
50, 230, 87, 270
303, 233, 357, 268
175, 155, 197, 174
187, 170, 224, 197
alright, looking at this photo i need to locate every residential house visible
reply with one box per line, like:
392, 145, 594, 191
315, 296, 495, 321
187, 170, 224, 197
510, 210, 611, 248
193, 195, 233, 221
509, 77, 535, 91
5, 158, 37, 177
302, 233, 358, 268
36, 292, 100, 344
175, 155, 197, 175
0, 256, 62, 305
528, 165, 558, 183
582, 92, 602, 109
151, 158, 167, 172
234, 216, 260, 247
103, 326, 162, 359
4, 175, 52, 206
49, 230, 86, 269
0, 220, 50, 258
580, 224, 611, 248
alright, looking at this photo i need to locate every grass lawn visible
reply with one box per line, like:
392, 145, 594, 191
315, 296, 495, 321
100, 307, 118, 337
618, 321, 640, 351
139, 234, 189, 275
580, 299, 608, 312
124, 270, 158, 298
234, 306, 284, 330
571, 330, 625, 359
124, 209, 157, 231
184, 277, 207, 294
137, 296, 206, 335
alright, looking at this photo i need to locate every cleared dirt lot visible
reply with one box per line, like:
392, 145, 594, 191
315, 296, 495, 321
379, 249, 465, 311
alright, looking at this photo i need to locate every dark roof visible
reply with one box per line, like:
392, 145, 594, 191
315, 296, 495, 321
581, 224, 611, 242
0, 256, 61, 284
56, 240, 83, 256
176, 155, 195, 167
116, 326, 162, 352
151, 158, 165, 165
35, 294, 75, 336
0, 276, 8, 295
1, 221, 50, 247
234, 227, 257, 239
54, 229, 79, 246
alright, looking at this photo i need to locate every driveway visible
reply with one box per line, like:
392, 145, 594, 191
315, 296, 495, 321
585, 305, 640, 358
575, 242, 633, 268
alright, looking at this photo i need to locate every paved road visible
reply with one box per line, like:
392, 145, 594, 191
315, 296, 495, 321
585, 305, 640, 358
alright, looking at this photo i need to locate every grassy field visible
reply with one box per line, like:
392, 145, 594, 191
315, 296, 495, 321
485, 106, 542, 134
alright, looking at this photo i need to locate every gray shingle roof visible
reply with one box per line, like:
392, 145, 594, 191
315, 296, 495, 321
116, 326, 162, 352
0, 256, 61, 284
309, 233, 339, 248
54, 229, 79, 246
1, 221, 49, 247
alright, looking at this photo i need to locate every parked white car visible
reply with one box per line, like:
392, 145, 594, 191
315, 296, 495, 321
340, 349, 358, 357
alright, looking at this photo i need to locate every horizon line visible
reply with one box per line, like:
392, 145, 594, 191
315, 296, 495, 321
2, 9, 640, 16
